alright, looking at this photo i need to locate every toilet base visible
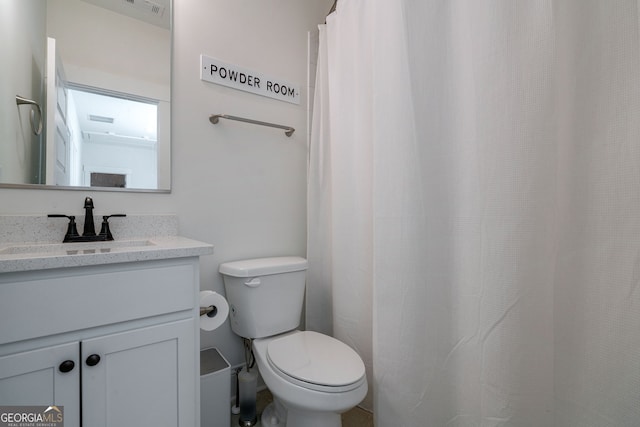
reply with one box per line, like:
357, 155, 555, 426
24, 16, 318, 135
285, 406, 341, 427
260, 398, 342, 427
260, 400, 286, 426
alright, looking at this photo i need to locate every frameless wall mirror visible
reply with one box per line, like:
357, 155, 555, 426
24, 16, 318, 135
0, 0, 171, 192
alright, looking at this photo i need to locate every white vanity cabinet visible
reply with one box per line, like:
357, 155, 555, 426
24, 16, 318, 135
0, 255, 206, 427
0, 342, 79, 411
82, 318, 195, 427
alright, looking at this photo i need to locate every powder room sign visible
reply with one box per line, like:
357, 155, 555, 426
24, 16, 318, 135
200, 55, 301, 105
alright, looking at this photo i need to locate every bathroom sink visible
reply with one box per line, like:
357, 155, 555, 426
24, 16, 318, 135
0, 235, 212, 273
0, 240, 156, 256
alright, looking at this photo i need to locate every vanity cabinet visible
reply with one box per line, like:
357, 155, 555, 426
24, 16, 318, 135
82, 319, 193, 427
0, 342, 79, 410
0, 257, 203, 427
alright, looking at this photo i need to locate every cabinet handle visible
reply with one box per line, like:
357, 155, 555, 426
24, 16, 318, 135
85, 354, 101, 366
59, 360, 75, 373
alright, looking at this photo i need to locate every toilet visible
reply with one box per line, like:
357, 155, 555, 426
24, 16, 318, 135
219, 256, 367, 427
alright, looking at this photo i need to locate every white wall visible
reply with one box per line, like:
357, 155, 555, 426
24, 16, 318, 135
46, 0, 170, 90
81, 138, 157, 189
0, 0, 46, 184
0, 0, 332, 367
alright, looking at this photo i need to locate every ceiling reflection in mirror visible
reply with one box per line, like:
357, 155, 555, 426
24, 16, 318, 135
0, 0, 171, 192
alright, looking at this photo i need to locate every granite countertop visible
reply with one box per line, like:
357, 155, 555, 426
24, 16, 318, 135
0, 236, 214, 273
0, 214, 214, 273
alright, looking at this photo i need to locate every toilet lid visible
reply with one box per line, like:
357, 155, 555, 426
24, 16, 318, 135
266, 331, 365, 387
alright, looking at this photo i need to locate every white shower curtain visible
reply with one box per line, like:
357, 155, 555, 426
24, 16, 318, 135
306, 0, 375, 409
307, 0, 640, 425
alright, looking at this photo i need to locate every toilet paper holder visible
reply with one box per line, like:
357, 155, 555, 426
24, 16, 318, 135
200, 305, 218, 317
199, 290, 229, 331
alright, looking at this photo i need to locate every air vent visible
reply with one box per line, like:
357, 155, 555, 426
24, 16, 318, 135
122, 0, 165, 17
88, 114, 114, 124
149, 3, 161, 14
81, 0, 169, 28
144, 0, 164, 16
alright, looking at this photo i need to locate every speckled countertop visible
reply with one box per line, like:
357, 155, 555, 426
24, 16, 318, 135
0, 215, 214, 273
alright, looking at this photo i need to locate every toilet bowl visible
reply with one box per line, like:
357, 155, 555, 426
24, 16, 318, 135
253, 330, 367, 427
219, 257, 368, 427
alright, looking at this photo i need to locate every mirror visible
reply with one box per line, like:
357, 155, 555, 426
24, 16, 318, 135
0, 0, 171, 192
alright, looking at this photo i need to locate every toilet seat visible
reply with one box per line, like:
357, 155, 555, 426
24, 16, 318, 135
265, 331, 366, 393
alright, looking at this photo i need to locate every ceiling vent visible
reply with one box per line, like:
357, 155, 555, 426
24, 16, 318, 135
81, 0, 169, 28
89, 114, 114, 124
123, 0, 165, 17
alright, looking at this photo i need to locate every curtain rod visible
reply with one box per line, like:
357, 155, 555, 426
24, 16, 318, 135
325, 0, 337, 23
328, 0, 337, 15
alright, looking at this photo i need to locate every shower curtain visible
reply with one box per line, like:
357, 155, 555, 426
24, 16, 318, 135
307, 0, 640, 425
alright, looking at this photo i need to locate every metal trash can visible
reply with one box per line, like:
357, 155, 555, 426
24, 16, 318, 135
200, 348, 231, 427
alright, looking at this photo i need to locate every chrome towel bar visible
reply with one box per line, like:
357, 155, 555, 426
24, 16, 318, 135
209, 114, 295, 137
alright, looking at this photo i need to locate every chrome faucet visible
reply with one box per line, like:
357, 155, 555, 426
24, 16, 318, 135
48, 197, 126, 243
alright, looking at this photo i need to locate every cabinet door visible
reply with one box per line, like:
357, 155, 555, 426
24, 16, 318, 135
0, 342, 80, 427
81, 319, 196, 427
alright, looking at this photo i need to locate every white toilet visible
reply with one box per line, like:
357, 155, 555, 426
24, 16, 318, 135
219, 256, 367, 427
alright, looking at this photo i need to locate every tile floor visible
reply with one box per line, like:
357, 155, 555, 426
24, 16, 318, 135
230, 388, 373, 427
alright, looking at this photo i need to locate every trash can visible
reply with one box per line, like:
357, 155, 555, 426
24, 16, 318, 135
200, 348, 231, 427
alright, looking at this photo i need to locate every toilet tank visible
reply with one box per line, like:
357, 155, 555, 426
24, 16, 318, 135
219, 257, 308, 339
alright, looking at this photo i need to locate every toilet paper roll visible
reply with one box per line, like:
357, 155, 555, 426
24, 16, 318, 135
199, 291, 229, 331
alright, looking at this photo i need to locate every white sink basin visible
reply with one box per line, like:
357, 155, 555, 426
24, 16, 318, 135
0, 240, 155, 256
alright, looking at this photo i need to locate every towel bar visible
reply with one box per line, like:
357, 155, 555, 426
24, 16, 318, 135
209, 114, 294, 137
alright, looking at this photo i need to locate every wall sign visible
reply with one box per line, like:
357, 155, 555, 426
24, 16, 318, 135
200, 55, 300, 105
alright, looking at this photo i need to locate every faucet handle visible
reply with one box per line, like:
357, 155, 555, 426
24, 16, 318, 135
48, 214, 80, 242
98, 214, 126, 241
